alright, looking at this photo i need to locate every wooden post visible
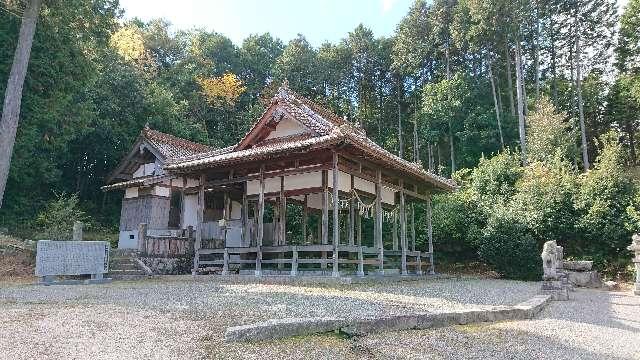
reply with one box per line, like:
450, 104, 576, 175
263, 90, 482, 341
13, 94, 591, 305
291, 246, 298, 276
321, 169, 328, 269
180, 177, 186, 229
137, 223, 147, 253
256, 165, 265, 276
223, 171, 232, 247
332, 151, 340, 277
392, 212, 398, 251
73, 221, 83, 241
357, 245, 365, 277
348, 175, 355, 246
356, 208, 362, 246
375, 168, 384, 274
279, 176, 286, 245
411, 203, 416, 252
302, 195, 308, 243
278, 176, 286, 270
399, 179, 408, 276
241, 182, 248, 246
416, 250, 423, 275
192, 174, 205, 275
427, 193, 434, 275
222, 248, 229, 275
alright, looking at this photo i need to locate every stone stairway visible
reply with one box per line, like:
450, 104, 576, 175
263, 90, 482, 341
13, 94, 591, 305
108, 249, 151, 280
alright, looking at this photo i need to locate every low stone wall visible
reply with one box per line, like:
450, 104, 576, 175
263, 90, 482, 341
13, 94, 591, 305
138, 257, 191, 275
224, 294, 551, 342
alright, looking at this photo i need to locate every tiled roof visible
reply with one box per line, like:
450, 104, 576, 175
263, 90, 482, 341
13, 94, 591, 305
163, 84, 456, 191
101, 175, 167, 191
142, 127, 214, 160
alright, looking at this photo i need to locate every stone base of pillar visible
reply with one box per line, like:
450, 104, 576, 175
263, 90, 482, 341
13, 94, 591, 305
540, 280, 569, 301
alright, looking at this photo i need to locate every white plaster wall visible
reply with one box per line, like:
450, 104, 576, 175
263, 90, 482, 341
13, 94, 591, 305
230, 200, 241, 220
153, 186, 170, 197
118, 230, 137, 249
247, 177, 281, 195
265, 117, 306, 139
124, 187, 139, 199
284, 171, 322, 190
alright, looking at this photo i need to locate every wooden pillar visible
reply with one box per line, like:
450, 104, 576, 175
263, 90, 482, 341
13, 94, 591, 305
222, 248, 229, 275
291, 246, 298, 276
399, 180, 408, 276
223, 171, 232, 247
321, 169, 328, 269
375, 168, 383, 274
279, 176, 286, 245
256, 165, 265, 276
427, 193, 434, 275
332, 151, 340, 277
411, 203, 416, 252
392, 212, 398, 251
348, 175, 355, 246
241, 183, 248, 246
302, 195, 308, 243
137, 223, 147, 253
192, 174, 205, 275
357, 245, 364, 277
356, 208, 362, 246
180, 177, 187, 229
416, 250, 423, 275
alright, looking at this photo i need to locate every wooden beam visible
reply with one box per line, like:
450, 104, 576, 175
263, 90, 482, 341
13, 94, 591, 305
337, 163, 429, 202
375, 168, 384, 274
256, 165, 265, 276
332, 151, 340, 277
399, 179, 408, 276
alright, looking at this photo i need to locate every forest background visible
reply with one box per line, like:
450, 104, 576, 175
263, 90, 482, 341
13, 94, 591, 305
2, 0, 640, 279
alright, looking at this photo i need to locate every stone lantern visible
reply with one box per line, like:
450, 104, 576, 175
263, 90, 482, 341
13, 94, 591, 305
628, 234, 640, 296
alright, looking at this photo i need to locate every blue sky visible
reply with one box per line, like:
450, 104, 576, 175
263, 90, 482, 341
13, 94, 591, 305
118, 0, 413, 47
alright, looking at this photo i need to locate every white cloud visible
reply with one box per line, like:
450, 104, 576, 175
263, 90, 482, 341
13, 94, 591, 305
381, 0, 398, 13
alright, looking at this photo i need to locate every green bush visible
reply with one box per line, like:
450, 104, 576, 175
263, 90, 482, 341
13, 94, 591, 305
35, 193, 90, 240
477, 208, 541, 280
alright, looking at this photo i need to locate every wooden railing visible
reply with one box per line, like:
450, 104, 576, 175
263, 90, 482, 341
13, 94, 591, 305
137, 223, 194, 257
196, 244, 432, 276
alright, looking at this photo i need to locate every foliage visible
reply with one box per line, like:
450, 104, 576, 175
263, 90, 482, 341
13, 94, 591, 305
35, 193, 90, 240
526, 97, 576, 163
197, 72, 246, 108
477, 207, 541, 280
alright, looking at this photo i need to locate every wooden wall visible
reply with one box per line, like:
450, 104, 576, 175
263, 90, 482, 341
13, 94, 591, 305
119, 195, 170, 231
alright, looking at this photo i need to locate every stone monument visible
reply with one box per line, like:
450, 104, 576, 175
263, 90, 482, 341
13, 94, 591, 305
36, 240, 111, 285
539, 240, 569, 300
628, 234, 640, 296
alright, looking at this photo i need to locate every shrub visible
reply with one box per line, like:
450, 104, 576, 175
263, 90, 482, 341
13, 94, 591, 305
35, 193, 90, 240
477, 208, 541, 281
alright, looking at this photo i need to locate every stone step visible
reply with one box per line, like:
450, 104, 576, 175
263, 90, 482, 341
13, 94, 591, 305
109, 274, 150, 281
108, 269, 146, 275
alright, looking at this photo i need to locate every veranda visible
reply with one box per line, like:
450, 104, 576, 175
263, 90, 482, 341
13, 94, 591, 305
175, 150, 438, 277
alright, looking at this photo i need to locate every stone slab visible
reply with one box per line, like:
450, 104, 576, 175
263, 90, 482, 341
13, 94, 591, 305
562, 260, 593, 271
567, 270, 602, 288
225, 318, 347, 342
36, 240, 110, 277
226, 294, 553, 341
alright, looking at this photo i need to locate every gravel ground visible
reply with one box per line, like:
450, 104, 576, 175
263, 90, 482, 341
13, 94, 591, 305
0, 276, 636, 359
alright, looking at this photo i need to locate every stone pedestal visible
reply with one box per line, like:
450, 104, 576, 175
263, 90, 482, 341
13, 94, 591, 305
540, 280, 569, 301
628, 235, 640, 296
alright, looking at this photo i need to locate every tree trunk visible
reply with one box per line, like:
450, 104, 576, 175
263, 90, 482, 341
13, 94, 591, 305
515, 40, 527, 164
445, 46, 455, 173
625, 119, 637, 165
504, 41, 516, 117
488, 59, 504, 149
534, 1, 541, 107
575, 30, 590, 171
0, 0, 42, 208
397, 77, 403, 158
413, 81, 419, 163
